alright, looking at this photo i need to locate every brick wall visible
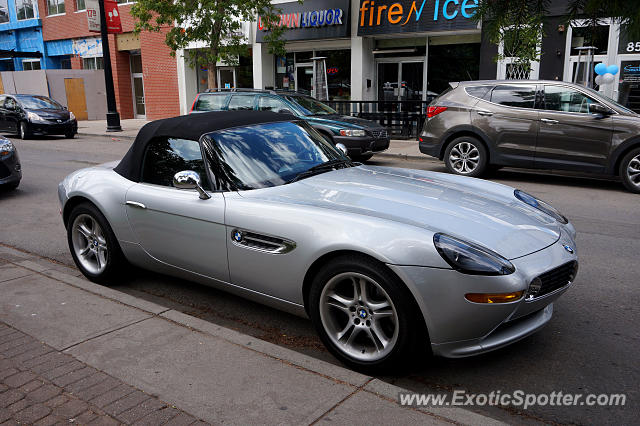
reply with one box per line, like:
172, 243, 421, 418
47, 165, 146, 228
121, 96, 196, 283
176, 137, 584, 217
140, 28, 180, 120
40, 0, 179, 120
70, 56, 82, 70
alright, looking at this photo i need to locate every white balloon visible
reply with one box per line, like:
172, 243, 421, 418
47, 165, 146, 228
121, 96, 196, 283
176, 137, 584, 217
601, 73, 615, 84
595, 75, 603, 85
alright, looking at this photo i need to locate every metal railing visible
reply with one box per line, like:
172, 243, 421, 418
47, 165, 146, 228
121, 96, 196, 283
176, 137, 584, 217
324, 100, 430, 139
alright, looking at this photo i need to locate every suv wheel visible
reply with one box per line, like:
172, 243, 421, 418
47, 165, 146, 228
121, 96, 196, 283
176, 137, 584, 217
620, 147, 640, 193
444, 136, 488, 177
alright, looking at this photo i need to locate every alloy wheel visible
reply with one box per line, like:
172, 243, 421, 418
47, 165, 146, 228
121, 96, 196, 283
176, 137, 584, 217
449, 142, 480, 174
71, 214, 108, 275
319, 272, 399, 362
626, 154, 640, 188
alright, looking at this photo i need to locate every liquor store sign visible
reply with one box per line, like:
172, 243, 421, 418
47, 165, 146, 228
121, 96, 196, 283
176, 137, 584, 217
357, 0, 478, 36
256, 0, 350, 42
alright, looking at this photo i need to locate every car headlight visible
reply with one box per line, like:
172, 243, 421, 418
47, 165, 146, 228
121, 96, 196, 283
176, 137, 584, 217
69, 111, 76, 120
0, 139, 15, 156
433, 233, 515, 275
514, 190, 568, 224
27, 111, 43, 122
339, 129, 366, 137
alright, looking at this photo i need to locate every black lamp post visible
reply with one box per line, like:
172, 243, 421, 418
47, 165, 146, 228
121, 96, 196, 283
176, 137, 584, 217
98, 0, 122, 132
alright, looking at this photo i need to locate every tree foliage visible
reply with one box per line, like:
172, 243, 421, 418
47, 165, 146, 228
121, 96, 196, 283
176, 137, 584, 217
474, 0, 640, 69
130, 0, 294, 89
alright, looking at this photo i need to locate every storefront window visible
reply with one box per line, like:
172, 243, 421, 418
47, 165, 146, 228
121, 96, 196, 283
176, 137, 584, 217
315, 50, 350, 100
0, 0, 9, 23
275, 53, 295, 91
427, 43, 480, 95
571, 25, 609, 56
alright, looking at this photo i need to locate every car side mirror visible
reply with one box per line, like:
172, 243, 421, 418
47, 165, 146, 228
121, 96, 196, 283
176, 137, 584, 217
589, 103, 612, 117
173, 170, 211, 200
335, 143, 349, 157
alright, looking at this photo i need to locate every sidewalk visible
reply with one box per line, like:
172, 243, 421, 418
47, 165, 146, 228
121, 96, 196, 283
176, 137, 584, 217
77, 120, 424, 160
0, 245, 505, 425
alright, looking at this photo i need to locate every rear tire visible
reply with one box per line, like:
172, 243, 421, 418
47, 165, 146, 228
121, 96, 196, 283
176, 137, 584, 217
619, 147, 640, 193
66, 202, 127, 284
19, 122, 31, 140
308, 254, 429, 374
444, 136, 488, 177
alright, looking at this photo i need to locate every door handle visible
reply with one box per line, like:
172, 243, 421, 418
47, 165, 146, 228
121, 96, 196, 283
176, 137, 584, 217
540, 118, 559, 124
477, 111, 493, 116
126, 201, 146, 209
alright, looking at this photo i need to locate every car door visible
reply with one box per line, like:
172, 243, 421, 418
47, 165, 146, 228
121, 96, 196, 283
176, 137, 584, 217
0, 96, 7, 131
3, 97, 20, 133
124, 136, 229, 283
535, 84, 613, 172
471, 84, 538, 167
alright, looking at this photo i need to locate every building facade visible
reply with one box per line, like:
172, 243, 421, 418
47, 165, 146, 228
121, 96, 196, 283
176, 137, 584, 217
177, 0, 640, 115
0, 0, 48, 71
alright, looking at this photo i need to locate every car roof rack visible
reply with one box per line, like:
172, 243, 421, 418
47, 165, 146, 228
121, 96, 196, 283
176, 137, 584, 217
201, 88, 307, 96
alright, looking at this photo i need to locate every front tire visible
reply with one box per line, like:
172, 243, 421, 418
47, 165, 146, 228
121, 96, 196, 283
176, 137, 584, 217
444, 136, 488, 177
67, 202, 127, 284
619, 147, 640, 193
19, 122, 31, 140
308, 255, 428, 373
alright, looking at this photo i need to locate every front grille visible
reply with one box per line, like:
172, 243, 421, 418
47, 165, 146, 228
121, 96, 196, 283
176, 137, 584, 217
371, 129, 388, 139
0, 161, 10, 179
536, 261, 578, 297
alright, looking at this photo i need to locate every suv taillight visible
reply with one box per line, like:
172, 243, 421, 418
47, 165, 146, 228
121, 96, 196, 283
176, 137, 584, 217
427, 106, 447, 118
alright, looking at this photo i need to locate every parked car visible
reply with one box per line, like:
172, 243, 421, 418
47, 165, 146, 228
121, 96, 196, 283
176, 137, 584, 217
190, 89, 389, 162
419, 80, 640, 193
0, 94, 77, 140
0, 137, 21, 190
59, 111, 578, 372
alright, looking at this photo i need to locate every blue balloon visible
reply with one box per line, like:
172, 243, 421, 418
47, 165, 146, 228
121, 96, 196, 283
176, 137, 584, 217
606, 64, 619, 75
594, 63, 607, 75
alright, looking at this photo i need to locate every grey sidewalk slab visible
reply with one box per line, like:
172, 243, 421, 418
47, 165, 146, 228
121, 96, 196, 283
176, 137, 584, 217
67, 316, 355, 425
0, 273, 151, 350
0, 246, 505, 425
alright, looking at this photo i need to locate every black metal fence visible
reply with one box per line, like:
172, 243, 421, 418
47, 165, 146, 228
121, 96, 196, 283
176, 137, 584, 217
324, 100, 430, 139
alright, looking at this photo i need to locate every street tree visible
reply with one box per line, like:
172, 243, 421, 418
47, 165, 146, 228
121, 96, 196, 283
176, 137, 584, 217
130, 0, 295, 89
474, 0, 640, 73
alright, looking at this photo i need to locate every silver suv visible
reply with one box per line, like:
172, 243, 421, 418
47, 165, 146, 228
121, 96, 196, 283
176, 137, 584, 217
419, 80, 640, 193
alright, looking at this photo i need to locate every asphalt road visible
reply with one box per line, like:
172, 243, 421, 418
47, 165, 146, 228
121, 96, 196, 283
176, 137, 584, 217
1, 134, 638, 425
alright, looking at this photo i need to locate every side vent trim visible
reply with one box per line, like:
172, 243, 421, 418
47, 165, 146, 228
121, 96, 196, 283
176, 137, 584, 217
230, 228, 296, 254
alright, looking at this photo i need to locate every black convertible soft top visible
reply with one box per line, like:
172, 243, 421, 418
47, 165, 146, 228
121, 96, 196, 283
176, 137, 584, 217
114, 111, 294, 182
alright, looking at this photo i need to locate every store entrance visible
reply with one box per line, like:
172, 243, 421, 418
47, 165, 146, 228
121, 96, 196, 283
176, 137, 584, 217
295, 64, 313, 96
218, 67, 235, 89
377, 61, 424, 109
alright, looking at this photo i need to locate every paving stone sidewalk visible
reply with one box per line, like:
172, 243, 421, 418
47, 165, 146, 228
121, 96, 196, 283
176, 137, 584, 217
0, 322, 205, 426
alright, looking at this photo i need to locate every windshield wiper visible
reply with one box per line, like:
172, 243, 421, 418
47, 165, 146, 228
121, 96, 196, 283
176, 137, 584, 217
286, 159, 353, 184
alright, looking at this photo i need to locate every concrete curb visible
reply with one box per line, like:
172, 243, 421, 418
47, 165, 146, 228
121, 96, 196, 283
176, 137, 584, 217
0, 244, 506, 425
78, 132, 136, 140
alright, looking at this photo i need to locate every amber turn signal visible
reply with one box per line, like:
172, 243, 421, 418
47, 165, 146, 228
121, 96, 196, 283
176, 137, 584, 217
465, 291, 524, 304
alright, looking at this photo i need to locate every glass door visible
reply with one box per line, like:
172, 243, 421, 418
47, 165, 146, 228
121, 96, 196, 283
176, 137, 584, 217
130, 54, 145, 118
218, 67, 236, 89
617, 57, 640, 113
295, 64, 313, 97
376, 61, 424, 110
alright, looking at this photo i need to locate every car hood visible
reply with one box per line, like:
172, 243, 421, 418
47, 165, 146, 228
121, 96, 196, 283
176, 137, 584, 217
28, 108, 71, 120
305, 114, 382, 129
242, 166, 562, 259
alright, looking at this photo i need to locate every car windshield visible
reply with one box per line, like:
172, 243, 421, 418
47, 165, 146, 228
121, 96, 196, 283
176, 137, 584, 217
203, 120, 351, 190
582, 87, 636, 114
16, 95, 63, 110
285, 96, 337, 116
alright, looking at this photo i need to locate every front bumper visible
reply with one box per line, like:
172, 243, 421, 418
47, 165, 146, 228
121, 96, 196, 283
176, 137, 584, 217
0, 151, 22, 186
30, 119, 77, 136
388, 231, 578, 358
334, 135, 390, 156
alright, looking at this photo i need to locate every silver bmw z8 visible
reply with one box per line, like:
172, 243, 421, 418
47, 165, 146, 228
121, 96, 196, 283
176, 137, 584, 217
58, 111, 578, 372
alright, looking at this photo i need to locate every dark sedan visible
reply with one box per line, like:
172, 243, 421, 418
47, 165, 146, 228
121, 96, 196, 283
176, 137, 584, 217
0, 137, 21, 190
0, 94, 78, 140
